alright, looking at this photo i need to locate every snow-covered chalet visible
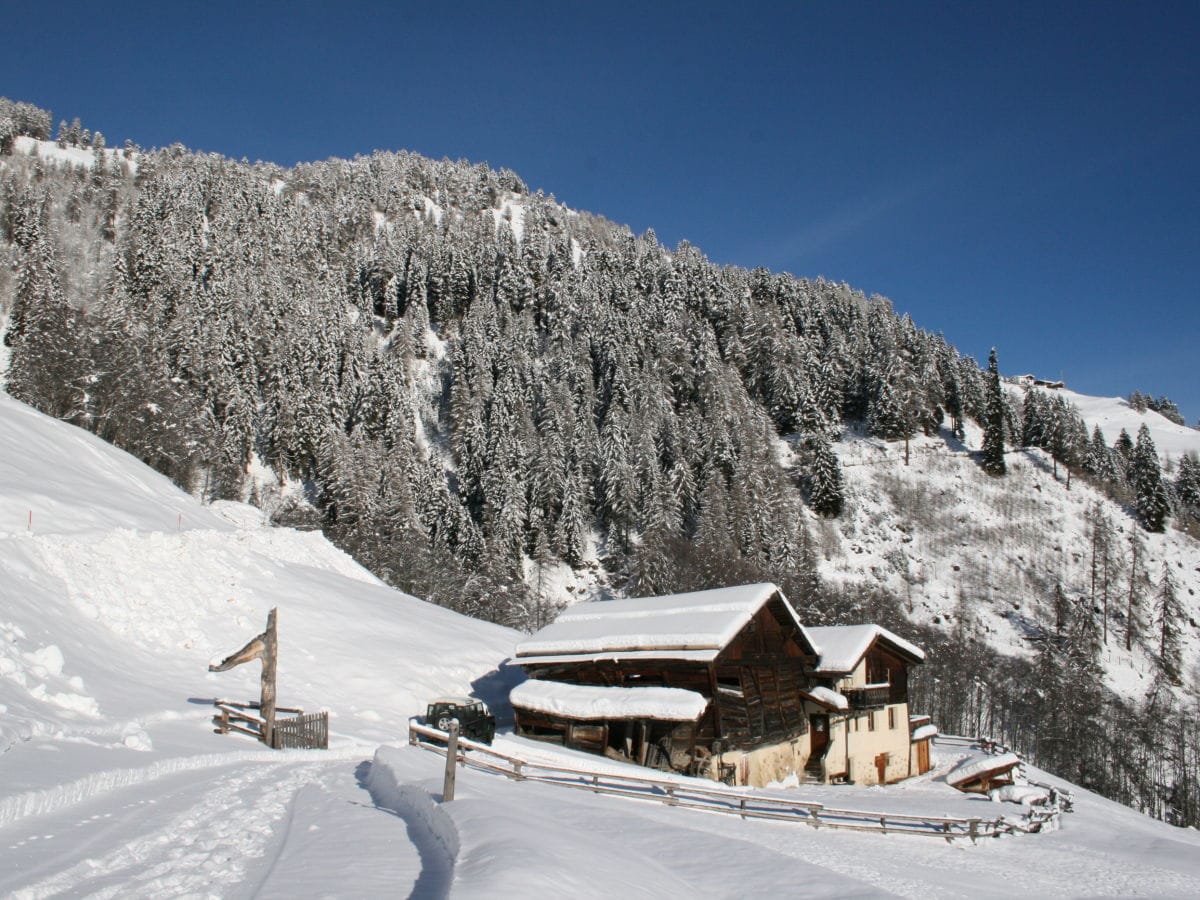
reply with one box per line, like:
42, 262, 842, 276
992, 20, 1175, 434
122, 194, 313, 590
510, 583, 930, 788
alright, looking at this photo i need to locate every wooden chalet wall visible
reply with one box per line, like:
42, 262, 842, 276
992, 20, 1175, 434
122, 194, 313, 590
708, 595, 814, 750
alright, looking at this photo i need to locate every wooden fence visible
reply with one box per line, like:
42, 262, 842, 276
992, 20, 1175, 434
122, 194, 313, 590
213, 699, 328, 750
272, 710, 330, 749
408, 722, 1059, 841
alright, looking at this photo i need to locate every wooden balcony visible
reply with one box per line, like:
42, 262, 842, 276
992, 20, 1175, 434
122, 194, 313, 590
843, 685, 893, 709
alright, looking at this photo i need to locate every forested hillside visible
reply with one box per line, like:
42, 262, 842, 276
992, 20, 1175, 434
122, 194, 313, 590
2, 98, 1198, 826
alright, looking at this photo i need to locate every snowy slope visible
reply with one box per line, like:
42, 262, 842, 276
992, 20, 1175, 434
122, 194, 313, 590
10, 135, 137, 173
1009, 383, 1200, 463
3, 390, 1200, 897
820, 413, 1200, 707
0, 389, 520, 775
1057, 387, 1200, 462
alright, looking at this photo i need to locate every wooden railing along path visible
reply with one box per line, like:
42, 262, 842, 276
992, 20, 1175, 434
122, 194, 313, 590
213, 699, 329, 750
409, 723, 1060, 841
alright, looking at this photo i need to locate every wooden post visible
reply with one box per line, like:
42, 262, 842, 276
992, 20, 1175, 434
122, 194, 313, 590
261, 608, 278, 748
443, 721, 459, 802
208, 607, 279, 749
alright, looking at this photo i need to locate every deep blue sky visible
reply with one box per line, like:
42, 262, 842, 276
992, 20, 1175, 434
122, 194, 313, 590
6, 2, 1198, 423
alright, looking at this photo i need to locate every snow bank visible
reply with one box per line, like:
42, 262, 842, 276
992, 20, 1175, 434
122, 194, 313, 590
993, 784, 1050, 805
366, 746, 460, 860
509, 680, 708, 721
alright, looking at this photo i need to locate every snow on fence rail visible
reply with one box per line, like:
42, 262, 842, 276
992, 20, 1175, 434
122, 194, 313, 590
408, 723, 1048, 841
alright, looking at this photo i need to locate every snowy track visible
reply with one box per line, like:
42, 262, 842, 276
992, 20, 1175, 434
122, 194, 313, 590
1, 752, 427, 899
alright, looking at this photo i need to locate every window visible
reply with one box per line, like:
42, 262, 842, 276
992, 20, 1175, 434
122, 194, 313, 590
867, 712, 875, 732
888, 708, 896, 730
716, 671, 744, 697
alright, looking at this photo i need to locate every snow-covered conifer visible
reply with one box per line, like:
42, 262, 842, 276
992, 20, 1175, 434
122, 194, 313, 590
981, 348, 1006, 476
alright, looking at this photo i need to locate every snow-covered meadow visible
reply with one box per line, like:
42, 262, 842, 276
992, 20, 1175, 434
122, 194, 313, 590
3, 389, 1200, 896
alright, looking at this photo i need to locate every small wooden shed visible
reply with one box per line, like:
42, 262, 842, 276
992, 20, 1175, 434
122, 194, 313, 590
946, 752, 1021, 793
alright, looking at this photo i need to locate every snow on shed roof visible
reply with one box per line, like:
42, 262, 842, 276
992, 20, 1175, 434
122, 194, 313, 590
945, 752, 1021, 787
800, 686, 849, 711
805, 624, 924, 674
911, 724, 938, 742
515, 583, 813, 663
510, 679, 708, 721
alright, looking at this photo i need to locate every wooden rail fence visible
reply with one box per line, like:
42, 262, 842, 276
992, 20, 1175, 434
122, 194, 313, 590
213, 700, 329, 750
408, 722, 1060, 841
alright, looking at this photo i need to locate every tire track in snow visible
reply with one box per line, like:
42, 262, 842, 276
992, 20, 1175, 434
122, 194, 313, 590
10, 759, 335, 899
0, 746, 367, 831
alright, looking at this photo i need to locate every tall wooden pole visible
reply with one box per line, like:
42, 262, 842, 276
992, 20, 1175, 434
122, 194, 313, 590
261, 608, 278, 748
443, 721, 460, 802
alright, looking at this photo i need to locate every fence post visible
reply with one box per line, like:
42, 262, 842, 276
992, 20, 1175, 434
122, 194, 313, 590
513, 759, 524, 781
969, 818, 979, 843
739, 798, 747, 819
443, 721, 459, 802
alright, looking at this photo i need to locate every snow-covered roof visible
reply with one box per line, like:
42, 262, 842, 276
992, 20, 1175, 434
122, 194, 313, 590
515, 583, 814, 664
945, 752, 1021, 787
805, 624, 925, 674
509, 680, 708, 721
911, 724, 938, 742
801, 686, 849, 711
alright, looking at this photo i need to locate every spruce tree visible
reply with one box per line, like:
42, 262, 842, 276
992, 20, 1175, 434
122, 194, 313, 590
1131, 424, 1169, 532
1125, 530, 1148, 652
806, 433, 845, 517
1155, 562, 1182, 682
981, 348, 1006, 476
1175, 454, 1200, 517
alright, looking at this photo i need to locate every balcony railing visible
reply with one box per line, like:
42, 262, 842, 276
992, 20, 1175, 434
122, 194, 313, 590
843, 684, 893, 709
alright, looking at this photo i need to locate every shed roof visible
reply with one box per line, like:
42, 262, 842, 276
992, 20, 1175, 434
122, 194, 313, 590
805, 624, 924, 674
945, 752, 1021, 787
510, 679, 708, 722
800, 686, 849, 711
514, 583, 816, 665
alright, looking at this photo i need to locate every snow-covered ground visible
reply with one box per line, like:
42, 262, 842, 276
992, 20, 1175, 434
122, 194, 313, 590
3, 389, 1200, 896
1011, 383, 1200, 464
11, 135, 137, 174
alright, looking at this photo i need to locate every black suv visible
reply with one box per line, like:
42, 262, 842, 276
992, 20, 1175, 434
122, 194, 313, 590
425, 697, 496, 744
